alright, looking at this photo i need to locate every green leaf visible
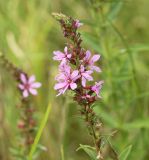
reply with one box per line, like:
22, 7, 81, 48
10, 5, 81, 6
82, 32, 102, 53
36, 144, 47, 151
94, 107, 118, 128
28, 103, 51, 160
32, 144, 47, 159
9, 147, 20, 156
124, 118, 149, 130
81, 19, 97, 27
131, 44, 149, 52
107, 0, 123, 20
120, 44, 149, 54
119, 145, 132, 160
113, 74, 133, 82
76, 144, 97, 160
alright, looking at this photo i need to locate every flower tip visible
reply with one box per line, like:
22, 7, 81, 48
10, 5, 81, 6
74, 19, 83, 28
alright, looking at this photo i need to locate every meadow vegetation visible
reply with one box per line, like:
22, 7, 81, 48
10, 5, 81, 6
0, 0, 149, 160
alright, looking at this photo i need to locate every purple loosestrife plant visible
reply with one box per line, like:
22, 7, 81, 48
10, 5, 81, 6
52, 13, 104, 159
0, 54, 41, 158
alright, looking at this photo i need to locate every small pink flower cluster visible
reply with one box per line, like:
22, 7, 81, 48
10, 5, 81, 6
53, 46, 104, 103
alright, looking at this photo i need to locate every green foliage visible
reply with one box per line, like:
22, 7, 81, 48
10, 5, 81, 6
119, 145, 132, 160
0, 0, 149, 160
76, 144, 97, 160
28, 103, 51, 160
124, 118, 149, 130
107, 0, 123, 20
82, 32, 102, 53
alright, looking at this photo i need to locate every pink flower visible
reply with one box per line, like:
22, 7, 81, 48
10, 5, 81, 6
55, 63, 71, 81
74, 19, 83, 28
54, 64, 80, 96
53, 47, 71, 64
18, 73, 42, 98
80, 65, 93, 87
91, 81, 104, 98
58, 63, 70, 73
84, 50, 101, 72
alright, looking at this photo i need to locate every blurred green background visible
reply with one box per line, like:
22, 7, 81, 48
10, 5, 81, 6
0, 0, 149, 159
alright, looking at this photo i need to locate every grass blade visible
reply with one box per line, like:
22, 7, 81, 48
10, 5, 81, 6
119, 145, 132, 160
28, 102, 51, 160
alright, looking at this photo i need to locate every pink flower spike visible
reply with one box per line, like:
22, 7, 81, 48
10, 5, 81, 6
80, 65, 93, 87
91, 81, 104, 98
74, 19, 83, 28
53, 46, 71, 64
84, 50, 101, 72
19, 73, 42, 98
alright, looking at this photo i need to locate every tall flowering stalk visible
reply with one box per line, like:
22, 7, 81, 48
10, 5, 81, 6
52, 13, 104, 159
0, 54, 41, 158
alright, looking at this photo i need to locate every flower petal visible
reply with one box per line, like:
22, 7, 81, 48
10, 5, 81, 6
31, 82, 42, 88
29, 88, 37, 95
64, 65, 71, 76
90, 66, 101, 72
62, 84, 69, 93
67, 54, 71, 59
80, 65, 84, 72
55, 73, 66, 81
82, 73, 93, 81
18, 84, 24, 90
56, 89, 64, 96
64, 46, 68, 53
20, 73, 27, 84
60, 58, 67, 65
29, 75, 35, 83
91, 55, 100, 63
86, 70, 93, 74
23, 90, 29, 97
70, 82, 77, 90
81, 77, 86, 87
53, 51, 65, 60
60, 64, 71, 76
85, 50, 91, 61
96, 81, 104, 86
53, 51, 64, 56
54, 82, 67, 90
71, 70, 79, 80
56, 84, 69, 96
75, 20, 83, 28
91, 81, 104, 97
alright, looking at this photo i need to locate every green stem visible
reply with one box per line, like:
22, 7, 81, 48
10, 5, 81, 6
28, 102, 51, 160
84, 105, 98, 150
61, 145, 65, 160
